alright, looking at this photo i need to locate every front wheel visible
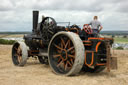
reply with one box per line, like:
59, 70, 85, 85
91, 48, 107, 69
12, 42, 28, 66
48, 32, 85, 76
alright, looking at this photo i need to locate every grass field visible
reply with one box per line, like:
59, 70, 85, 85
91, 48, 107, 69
114, 37, 128, 43
0, 34, 24, 38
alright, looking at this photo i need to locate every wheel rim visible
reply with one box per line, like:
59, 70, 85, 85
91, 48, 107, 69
49, 35, 75, 73
12, 43, 23, 65
12, 42, 28, 66
14, 45, 22, 64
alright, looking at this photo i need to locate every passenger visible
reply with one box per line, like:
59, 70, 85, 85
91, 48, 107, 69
89, 16, 103, 33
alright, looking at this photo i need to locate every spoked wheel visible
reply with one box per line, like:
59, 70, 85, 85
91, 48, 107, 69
12, 42, 28, 66
48, 32, 85, 76
40, 17, 57, 42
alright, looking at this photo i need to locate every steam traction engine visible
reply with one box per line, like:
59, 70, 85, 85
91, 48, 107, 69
12, 11, 117, 76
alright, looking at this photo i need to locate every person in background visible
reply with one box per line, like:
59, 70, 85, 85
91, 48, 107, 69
89, 16, 103, 33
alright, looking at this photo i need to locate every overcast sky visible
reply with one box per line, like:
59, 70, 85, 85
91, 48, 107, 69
0, 0, 128, 31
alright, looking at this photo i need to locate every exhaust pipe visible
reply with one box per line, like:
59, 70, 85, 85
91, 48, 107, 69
33, 11, 39, 33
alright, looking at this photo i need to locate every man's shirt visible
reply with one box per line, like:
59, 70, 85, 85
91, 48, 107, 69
89, 20, 102, 30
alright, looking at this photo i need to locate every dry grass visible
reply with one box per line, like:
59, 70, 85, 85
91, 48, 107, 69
0, 45, 128, 85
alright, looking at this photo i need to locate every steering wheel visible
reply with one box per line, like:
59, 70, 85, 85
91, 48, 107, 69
40, 17, 57, 41
83, 24, 92, 34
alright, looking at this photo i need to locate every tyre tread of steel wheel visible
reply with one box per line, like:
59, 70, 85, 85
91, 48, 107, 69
48, 32, 85, 76
12, 42, 28, 66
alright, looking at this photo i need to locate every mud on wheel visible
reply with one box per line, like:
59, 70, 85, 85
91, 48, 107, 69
12, 42, 28, 66
48, 32, 85, 76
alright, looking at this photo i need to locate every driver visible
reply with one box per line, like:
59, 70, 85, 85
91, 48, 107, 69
89, 16, 103, 33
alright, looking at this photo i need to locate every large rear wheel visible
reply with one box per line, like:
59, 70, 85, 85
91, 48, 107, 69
48, 32, 85, 76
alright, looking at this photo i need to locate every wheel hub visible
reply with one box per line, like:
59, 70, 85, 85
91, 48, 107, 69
61, 49, 67, 61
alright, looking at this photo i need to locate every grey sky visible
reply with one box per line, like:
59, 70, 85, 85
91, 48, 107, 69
0, 0, 128, 31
